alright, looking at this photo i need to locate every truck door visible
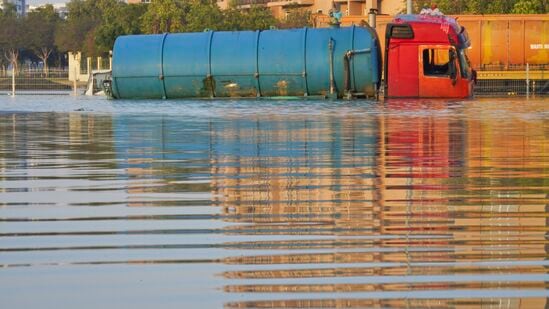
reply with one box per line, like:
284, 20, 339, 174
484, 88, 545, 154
418, 45, 462, 98
385, 23, 418, 98
387, 44, 419, 97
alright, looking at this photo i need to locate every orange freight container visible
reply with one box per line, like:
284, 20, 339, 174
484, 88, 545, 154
457, 15, 548, 70
314, 14, 549, 71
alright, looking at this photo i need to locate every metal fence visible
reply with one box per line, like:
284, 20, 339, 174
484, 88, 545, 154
474, 64, 548, 96
0, 68, 74, 93
474, 79, 549, 97
1, 67, 547, 97
476, 64, 549, 71
80, 58, 88, 75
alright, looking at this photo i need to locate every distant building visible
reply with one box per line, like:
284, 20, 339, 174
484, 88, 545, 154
124, 0, 403, 18
216, 0, 404, 19
0, 0, 27, 16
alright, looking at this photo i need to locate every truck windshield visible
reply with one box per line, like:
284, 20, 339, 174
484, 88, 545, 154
458, 49, 471, 79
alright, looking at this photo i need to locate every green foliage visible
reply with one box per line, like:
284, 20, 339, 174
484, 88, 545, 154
239, 6, 278, 30
466, 0, 515, 14
216, 5, 277, 31
26, 5, 59, 52
95, 1, 146, 53
0, 14, 23, 51
412, 0, 546, 14
0, 12, 24, 68
2, 0, 548, 68
55, 0, 101, 54
141, 0, 188, 34
512, 0, 548, 14
219, 7, 240, 30
278, 6, 312, 29
55, 0, 147, 55
413, 1, 456, 14
184, 0, 224, 32
0, 3, 17, 17
25, 4, 60, 70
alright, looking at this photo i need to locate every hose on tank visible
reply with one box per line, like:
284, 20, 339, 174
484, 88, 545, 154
343, 48, 372, 99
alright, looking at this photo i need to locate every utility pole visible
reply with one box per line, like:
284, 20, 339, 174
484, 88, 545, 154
407, 0, 412, 14
11, 65, 15, 97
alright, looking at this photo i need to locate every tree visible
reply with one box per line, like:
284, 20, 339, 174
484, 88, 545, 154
141, 0, 187, 34
465, 0, 515, 14
413, 0, 468, 14
25, 5, 60, 75
0, 2, 17, 17
56, 0, 147, 55
94, 2, 146, 53
239, 5, 277, 30
184, 0, 224, 32
512, 0, 548, 13
219, 1, 275, 31
278, 5, 312, 29
55, 0, 101, 54
411, 0, 546, 14
0, 7, 24, 73
55, 18, 94, 54
222, 6, 245, 30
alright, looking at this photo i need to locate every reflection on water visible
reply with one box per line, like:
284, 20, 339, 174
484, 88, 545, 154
0, 98, 548, 308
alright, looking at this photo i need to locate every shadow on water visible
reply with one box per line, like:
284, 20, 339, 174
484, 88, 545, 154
0, 97, 548, 307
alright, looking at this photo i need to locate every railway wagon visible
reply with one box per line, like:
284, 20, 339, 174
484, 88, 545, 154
317, 14, 548, 70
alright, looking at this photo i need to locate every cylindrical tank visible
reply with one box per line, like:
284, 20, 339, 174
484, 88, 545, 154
110, 26, 381, 99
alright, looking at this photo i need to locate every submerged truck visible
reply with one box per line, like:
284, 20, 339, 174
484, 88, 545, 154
104, 14, 475, 100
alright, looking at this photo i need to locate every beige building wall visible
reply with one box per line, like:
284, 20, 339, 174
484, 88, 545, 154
127, 0, 403, 17
380, 0, 403, 14
215, 0, 403, 19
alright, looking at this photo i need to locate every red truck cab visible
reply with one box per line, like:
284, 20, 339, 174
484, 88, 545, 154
385, 14, 475, 98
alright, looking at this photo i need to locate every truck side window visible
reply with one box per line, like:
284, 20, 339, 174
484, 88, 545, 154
422, 48, 451, 76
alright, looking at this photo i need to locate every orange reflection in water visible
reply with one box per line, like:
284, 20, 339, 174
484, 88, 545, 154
207, 101, 549, 307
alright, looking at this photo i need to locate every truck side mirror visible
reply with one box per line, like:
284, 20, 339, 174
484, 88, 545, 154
449, 49, 457, 85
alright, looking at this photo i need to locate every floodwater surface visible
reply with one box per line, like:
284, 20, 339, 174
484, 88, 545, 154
0, 95, 548, 308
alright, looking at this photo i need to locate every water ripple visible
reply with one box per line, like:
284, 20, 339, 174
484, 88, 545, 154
0, 97, 548, 307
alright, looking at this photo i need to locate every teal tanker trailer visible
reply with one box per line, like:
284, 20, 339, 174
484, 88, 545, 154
105, 25, 382, 99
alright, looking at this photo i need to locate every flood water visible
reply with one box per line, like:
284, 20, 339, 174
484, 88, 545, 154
1, 95, 548, 308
